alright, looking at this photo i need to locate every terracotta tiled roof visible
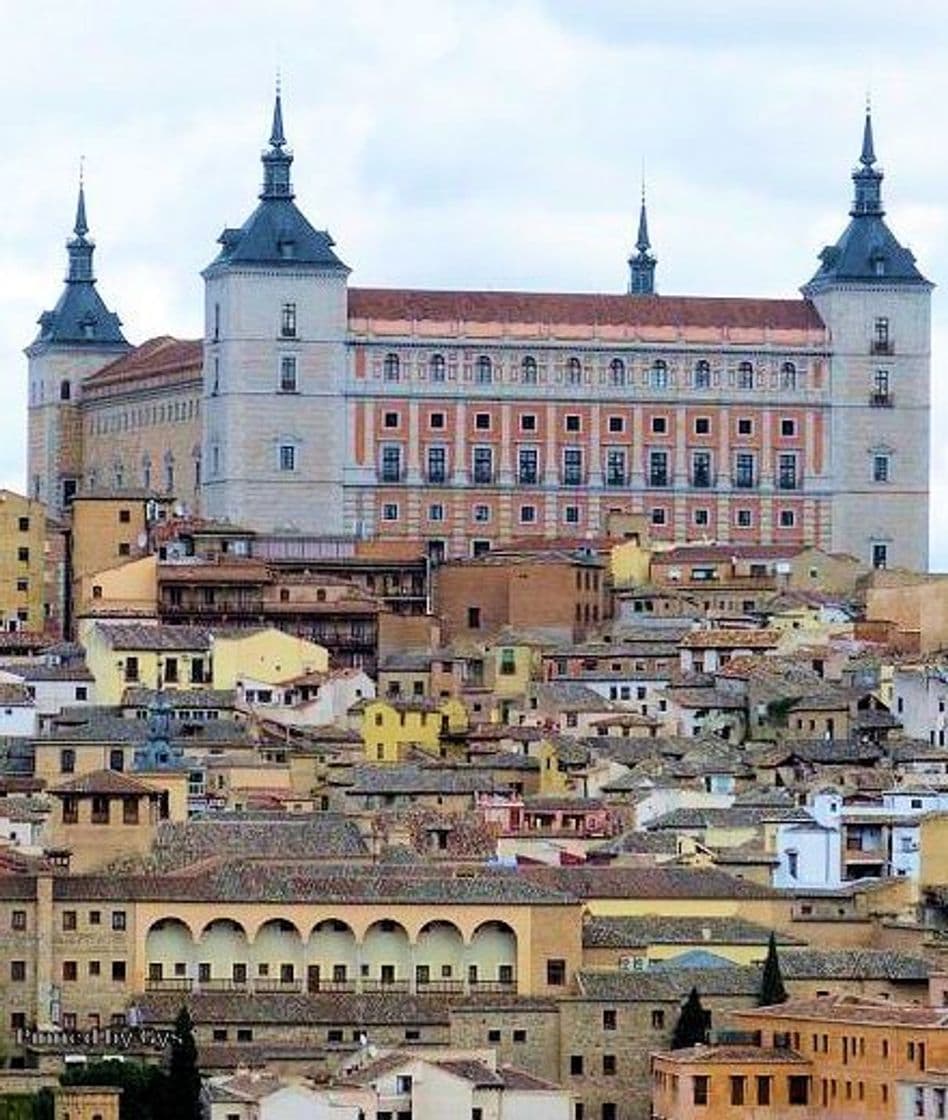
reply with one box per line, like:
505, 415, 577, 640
680, 629, 780, 649
48, 769, 159, 797
85, 337, 202, 389
347, 289, 825, 331
656, 544, 807, 565
655, 1045, 810, 1065
734, 994, 948, 1027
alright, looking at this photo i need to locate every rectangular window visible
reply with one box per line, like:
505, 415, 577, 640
279, 355, 298, 392
112, 960, 127, 982
62, 961, 78, 982
779, 509, 796, 528
279, 444, 296, 472
518, 448, 538, 485
781, 418, 796, 437
519, 505, 536, 523
17, 548, 29, 563
520, 413, 537, 432
651, 507, 666, 526
651, 415, 667, 434
429, 411, 445, 429
736, 508, 752, 528
788, 1076, 809, 1105
872, 543, 888, 570
428, 503, 444, 522
735, 452, 755, 488
570, 1055, 583, 1076
60, 748, 76, 773
606, 449, 626, 486
648, 450, 668, 487
651, 1009, 665, 1030
608, 415, 624, 433
872, 316, 891, 352
11, 910, 26, 931
382, 503, 399, 521
281, 301, 297, 338
475, 412, 491, 430
427, 446, 446, 483
383, 410, 399, 428
564, 505, 579, 524
778, 452, 798, 490
63, 910, 77, 931
602, 1054, 616, 1075
467, 607, 481, 629
381, 446, 402, 483
757, 1076, 772, 1106
693, 1076, 709, 1105
10, 961, 26, 982
602, 1009, 617, 1031
692, 450, 712, 487
730, 1076, 746, 1106
547, 959, 566, 986
563, 449, 583, 486
473, 504, 490, 523
873, 454, 889, 482
473, 446, 493, 484
565, 414, 581, 433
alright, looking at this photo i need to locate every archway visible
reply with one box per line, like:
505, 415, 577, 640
145, 918, 194, 988
361, 919, 411, 990
307, 919, 358, 991
469, 920, 517, 990
415, 921, 464, 991
197, 919, 249, 988
251, 918, 303, 990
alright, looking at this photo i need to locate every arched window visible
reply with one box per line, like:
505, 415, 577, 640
383, 353, 400, 382
609, 358, 625, 387
60, 379, 71, 402
429, 354, 445, 382
142, 456, 152, 490
693, 360, 711, 390
164, 451, 175, 493
521, 356, 538, 384
476, 355, 492, 384
781, 362, 797, 390
738, 361, 754, 390
567, 357, 583, 386
650, 360, 668, 389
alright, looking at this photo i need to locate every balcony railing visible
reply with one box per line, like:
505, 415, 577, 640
145, 975, 518, 997
777, 474, 800, 491
469, 979, 517, 993
648, 473, 671, 488
733, 474, 757, 489
870, 340, 894, 355
691, 473, 716, 489
254, 979, 303, 994
870, 392, 894, 408
361, 979, 411, 994
145, 978, 193, 992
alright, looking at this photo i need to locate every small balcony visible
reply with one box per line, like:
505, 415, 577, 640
254, 978, 303, 994
415, 980, 465, 995
648, 472, 671, 488
776, 473, 800, 491
145, 977, 193, 993
361, 979, 411, 994
469, 979, 517, 994
691, 472, 716, 489
870, 392, 894, 408
733, 474, 757, 489
870, 339, 894, 355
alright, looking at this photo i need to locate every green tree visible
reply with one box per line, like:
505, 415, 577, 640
164, 1006, 202, 1120
672, 986, 708, 1049
759, 930, 788, 1006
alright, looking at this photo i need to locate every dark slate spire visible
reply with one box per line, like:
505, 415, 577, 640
851, 105, 883, 218
206, 85, 348, 273
803, 107, 929, 293
628, 184, 657, 296
261, 79, 294, 200
30, 173, 129, 349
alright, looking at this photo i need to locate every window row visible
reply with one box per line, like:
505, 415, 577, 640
86, 398, 199, 436
211, 302, 300, 342
377, 352, 806, 390
378, 445, 807, 489
381, 410, 805, 438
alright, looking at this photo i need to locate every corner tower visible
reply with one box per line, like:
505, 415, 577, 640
802, 108, 932, 571
201, 87, 350, 532
25, 180, 130, 515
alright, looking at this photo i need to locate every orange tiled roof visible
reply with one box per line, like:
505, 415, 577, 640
348, 288, 825, 331
85, 337, 203, 388
680, 629, 780, 649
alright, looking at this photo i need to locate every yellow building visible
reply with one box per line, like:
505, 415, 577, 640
362, 697, 468, 763
70, 493, 174, 597
0, 490, 47, 633
75, 554, 158, 621
80, 621, 328, 705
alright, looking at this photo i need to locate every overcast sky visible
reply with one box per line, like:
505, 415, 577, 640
3, 1, 947, 564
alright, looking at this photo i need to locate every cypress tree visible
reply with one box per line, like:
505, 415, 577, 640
165, 1006, 202, 1120
672, 986, 708, 1049
759, 930, 788, 1006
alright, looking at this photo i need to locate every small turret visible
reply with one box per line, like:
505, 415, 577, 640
628, 185, 657, 295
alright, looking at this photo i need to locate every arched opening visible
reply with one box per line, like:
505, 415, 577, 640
469, 921, 517, 991
362, 919, 411, 992
415, 921, 465, 993
307, 919, 358, 992
145, 918, 194, 990
252, 919, 303, 991
197, 919, 249, 990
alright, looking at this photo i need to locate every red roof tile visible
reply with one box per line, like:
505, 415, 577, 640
347, 289, 825, 331
85, 337, 203, 389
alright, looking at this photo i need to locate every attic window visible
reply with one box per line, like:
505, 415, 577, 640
82, 320, 96, 339
278, 239, 296, 260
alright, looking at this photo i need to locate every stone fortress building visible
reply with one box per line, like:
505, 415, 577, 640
26, 95, 931, 570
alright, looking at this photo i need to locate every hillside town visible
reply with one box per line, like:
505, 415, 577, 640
2, 20, 947, 1119
5, 488, 948, 1117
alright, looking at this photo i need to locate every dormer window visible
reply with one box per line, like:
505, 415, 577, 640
278, 239, 296, 260
81, 317, 96, 340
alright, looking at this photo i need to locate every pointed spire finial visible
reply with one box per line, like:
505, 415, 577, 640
860, 98, 876, 167
270, 72, 286, 148
74, 157, 88, 238
636, 175, 651, 253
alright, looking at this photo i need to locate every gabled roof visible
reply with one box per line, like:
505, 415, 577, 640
48, 769, 159, 797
